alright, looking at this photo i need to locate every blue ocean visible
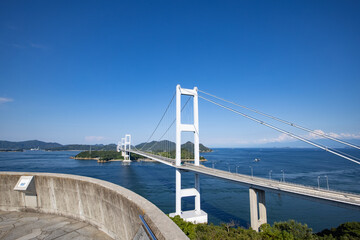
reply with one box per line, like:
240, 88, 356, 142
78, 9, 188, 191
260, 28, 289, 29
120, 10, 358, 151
1, 148, 359, 232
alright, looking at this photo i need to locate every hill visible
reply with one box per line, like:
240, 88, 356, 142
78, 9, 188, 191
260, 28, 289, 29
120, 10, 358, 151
0, 140, 62, 150
135, 140, 212, 152
182, 141, 212, 153
135, 140, 175, 152
49, 144, 117, 151
0, 140, 117, 151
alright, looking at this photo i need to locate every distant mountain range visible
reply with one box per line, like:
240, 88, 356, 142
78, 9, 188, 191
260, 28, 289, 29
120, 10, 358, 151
0, 140, 117, 151
0, 140, 212, 152
2, 138, 358, 151
49, 144, 117, 151
0, 140, 62, 150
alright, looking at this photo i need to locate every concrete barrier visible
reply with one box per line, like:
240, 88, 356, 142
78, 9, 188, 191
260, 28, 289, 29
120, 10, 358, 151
0, 172, 188, 240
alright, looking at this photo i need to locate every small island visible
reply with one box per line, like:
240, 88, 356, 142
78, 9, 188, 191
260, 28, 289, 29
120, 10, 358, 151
72, 148, 209, 163
70, 140, 212, 163
0, 149, 24, 152
71, 151, 143, 162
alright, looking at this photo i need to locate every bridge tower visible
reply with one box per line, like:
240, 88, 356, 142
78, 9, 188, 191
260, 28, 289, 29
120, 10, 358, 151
116, 141, 121, 152
169, 85, 208, 224
120, 134, 131, 162
120, 138, 125, 156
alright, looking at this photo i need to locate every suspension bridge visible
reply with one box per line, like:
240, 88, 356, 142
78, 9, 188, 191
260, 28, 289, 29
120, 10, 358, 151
117, 84, 360, 231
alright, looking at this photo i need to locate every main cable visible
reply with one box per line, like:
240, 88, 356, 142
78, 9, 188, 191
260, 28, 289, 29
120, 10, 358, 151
147, 97, 192, 152
199, 95, 360, 165
140, 92, 175, 151
199, 89, 360, 150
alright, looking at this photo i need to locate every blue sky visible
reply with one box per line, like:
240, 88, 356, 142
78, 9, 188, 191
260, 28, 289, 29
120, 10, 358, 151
0, 0, 359, 147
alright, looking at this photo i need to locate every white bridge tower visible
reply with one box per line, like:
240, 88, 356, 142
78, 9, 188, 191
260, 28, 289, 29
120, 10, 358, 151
118, 134, 131, 162
169, 85, 208, 224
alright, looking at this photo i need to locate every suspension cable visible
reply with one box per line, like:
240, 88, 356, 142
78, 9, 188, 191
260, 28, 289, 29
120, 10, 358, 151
199, 95, 360, 165
147, 97, 192, 152
140, 93, 175, 151
199, 89, 360, 150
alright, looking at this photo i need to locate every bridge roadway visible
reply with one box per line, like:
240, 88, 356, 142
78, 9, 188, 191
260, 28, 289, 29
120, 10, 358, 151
130, 149, 360, 210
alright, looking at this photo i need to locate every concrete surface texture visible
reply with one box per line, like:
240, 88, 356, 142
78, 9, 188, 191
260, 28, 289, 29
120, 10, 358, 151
0, 210, 113, 240
0, 172, 188, 240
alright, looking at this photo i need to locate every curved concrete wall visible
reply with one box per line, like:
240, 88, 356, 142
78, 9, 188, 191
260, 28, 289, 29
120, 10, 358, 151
0, 172, 188, 240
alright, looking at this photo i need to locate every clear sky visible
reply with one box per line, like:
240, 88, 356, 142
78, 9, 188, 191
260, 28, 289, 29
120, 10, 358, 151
0, 0, 359, 147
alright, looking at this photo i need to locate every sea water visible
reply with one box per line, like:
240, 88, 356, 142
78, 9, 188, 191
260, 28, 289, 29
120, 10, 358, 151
0, 148, 359, 232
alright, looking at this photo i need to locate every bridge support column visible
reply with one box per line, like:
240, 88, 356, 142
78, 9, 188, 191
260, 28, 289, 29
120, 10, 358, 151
175, 169, 181, 215
249, 188, 267, 232
195, 173, 200, 214
169, 85, 208, 224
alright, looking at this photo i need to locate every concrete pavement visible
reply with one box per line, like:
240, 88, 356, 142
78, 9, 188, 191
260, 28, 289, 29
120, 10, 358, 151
0, 210, 113, 240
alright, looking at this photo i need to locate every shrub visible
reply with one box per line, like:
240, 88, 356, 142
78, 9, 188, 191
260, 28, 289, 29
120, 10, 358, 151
317, 222, 360, 240
170, 217, 360, 240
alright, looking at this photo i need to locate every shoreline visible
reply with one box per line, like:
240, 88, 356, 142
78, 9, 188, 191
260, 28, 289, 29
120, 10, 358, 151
0, 150, 24, 152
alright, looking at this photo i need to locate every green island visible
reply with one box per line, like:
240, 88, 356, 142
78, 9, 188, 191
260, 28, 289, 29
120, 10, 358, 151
0, 149, 23, 152
70, 140, 212, 162
170, 216, 360, 240
72, 148, 206, 162
71, 151, 143, 162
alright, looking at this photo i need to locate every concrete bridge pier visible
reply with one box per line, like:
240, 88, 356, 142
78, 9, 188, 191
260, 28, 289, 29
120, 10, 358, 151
249, 187, 267, 232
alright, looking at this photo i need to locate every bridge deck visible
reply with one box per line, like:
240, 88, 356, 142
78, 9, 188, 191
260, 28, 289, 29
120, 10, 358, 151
130, 149, 360, 209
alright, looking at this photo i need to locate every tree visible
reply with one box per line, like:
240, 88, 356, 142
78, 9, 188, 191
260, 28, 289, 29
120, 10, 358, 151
317, 222, 360, 240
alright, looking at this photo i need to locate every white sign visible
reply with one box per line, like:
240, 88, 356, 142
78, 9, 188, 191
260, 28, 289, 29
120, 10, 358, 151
14, 176, 34, 192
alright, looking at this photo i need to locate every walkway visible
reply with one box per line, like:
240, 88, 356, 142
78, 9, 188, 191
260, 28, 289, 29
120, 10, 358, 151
0, 210, 113, 240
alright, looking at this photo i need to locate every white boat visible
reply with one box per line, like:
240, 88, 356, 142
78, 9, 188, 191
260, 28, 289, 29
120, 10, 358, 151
30, 147, 40, 151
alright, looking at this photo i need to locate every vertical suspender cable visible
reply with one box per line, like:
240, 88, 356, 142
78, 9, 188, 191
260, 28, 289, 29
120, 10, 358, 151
148, 97, 192, 153
140, 93, 175, 151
